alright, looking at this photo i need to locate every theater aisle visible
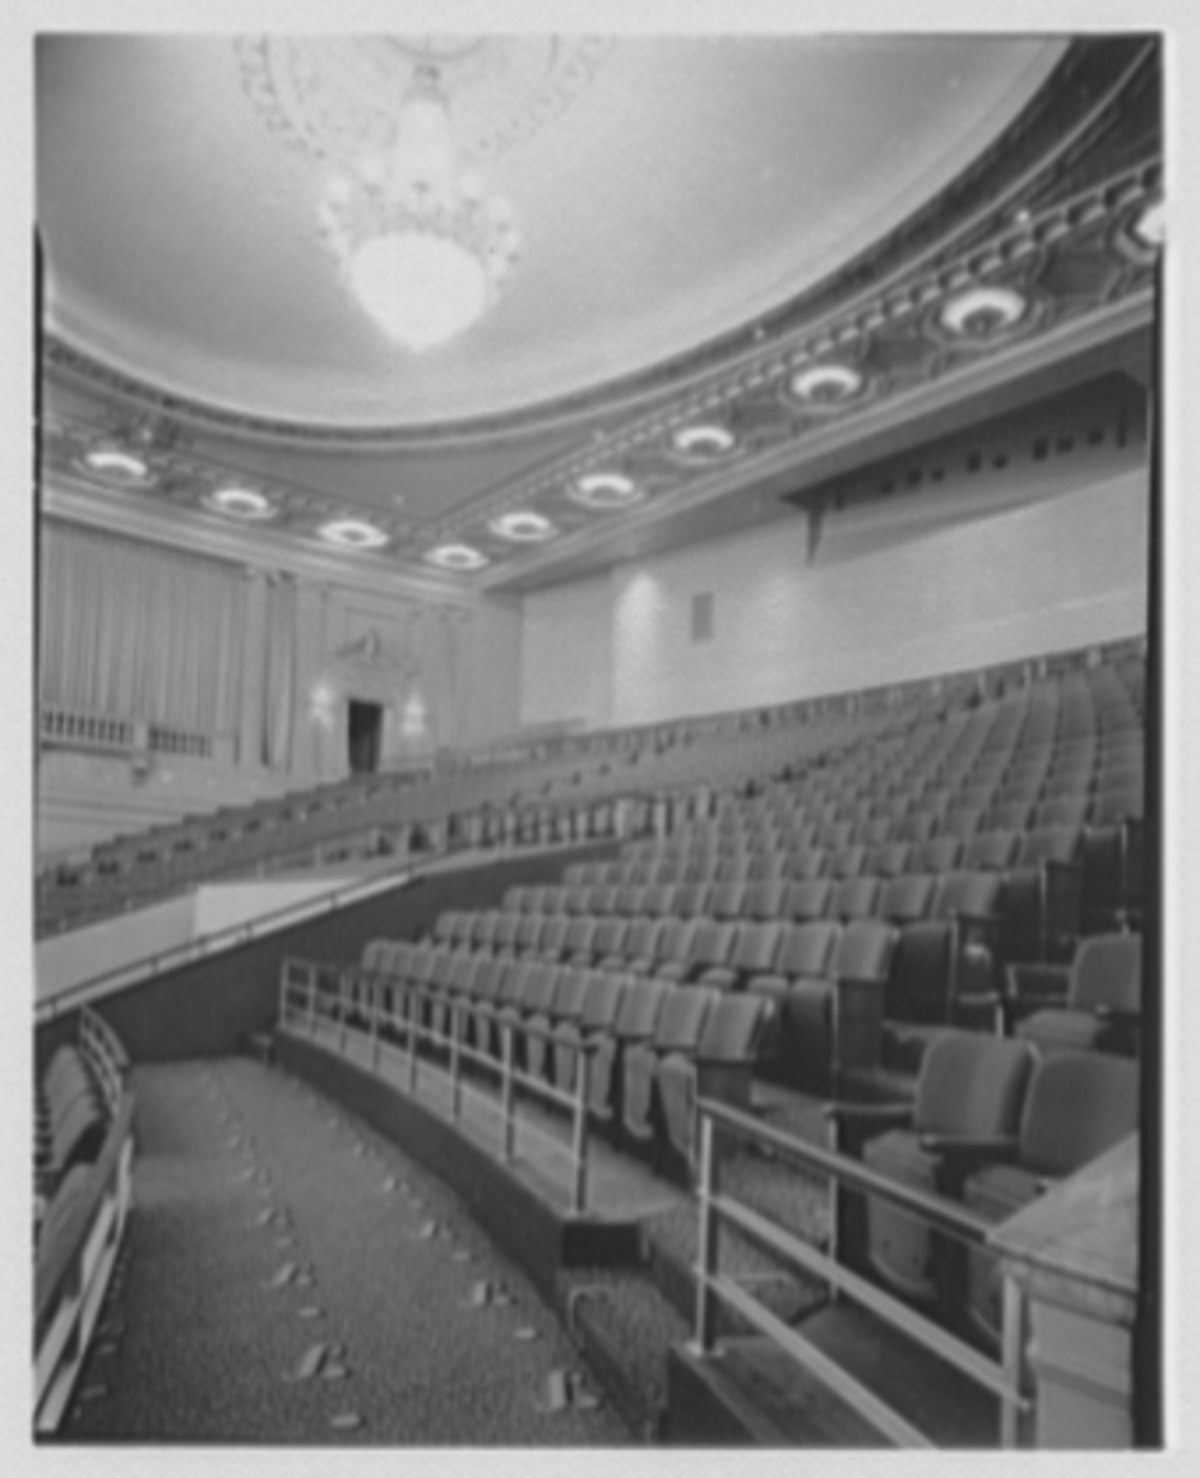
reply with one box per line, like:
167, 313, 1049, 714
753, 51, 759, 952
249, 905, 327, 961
59, 1057, 628, 1445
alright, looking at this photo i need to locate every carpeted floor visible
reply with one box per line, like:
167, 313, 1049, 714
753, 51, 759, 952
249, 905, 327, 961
56, 1057, 629, 1445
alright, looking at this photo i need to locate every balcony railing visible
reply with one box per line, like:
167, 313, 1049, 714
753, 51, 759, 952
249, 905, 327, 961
688, 1097, 1031, 1447
278, 957, 597, 1218
40, 705, 217, 761
34, 1008, 135, 1434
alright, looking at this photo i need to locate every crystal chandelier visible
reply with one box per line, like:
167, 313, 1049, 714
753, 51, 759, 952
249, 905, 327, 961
318, 63, 519, 351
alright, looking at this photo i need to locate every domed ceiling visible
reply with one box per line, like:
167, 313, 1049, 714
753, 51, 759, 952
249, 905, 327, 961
38, 33, 1162, 590
41, 34, 1061, 427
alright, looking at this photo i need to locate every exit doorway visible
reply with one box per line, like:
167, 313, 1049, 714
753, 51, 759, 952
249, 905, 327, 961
347, 699, 384, 775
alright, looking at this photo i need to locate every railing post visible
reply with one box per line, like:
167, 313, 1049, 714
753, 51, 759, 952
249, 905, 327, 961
407, 987, 419, 1094
307, 970, 317, 1036
501, 1024, 516, 1163
369, 980, 380, 1071
691, 1110, 720, 1355
449, 1001, 462, 1122
1000, 1272, 1027, 1448
569, 1047, 589, 1216
337, 970, 348, 1053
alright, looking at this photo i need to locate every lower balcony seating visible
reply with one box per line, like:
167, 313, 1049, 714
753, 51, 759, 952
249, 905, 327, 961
963, 1050, 1141, 1348
550, 969, 629, 1094
201, 642, 1153, 1359
1011, 931, 1142, 1056
620, 985, 720, 1154
655, 991, 767, 1168
588, 977, 671, 1131
996, 825, 1084, 964
828, 1030, 1037, 1317
872, 870, 1004, 1078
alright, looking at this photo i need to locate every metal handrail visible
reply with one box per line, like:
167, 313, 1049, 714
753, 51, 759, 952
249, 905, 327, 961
278, 957, 596, 1216
78, 1006, 130, 1113
690, 1096, 1029, 1448
35, 864, 418, 1024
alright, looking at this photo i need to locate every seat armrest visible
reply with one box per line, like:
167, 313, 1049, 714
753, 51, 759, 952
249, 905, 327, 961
823, 1101, 913, 1130
824, 1099, 912, 1158
916, 1133, 1019, 1162
918, 1132, 1020, 1195
1006, 961, 1070, 1006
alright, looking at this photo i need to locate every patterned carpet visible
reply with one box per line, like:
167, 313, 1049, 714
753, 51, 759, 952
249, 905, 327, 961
54, 1058, 628, 1445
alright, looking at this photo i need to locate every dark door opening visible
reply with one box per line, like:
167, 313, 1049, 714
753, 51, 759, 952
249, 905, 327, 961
347, 699, 383, 775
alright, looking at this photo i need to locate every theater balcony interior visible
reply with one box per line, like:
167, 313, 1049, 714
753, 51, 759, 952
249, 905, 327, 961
32, 32, 1164, 1450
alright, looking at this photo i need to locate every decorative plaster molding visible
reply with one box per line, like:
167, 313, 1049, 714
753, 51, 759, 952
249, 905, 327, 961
39, 38, 1160, 586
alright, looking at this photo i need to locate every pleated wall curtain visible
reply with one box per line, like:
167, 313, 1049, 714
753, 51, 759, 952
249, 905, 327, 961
406, 605, 469, 752
262, 575, 295, 770
39, 523, 247, 739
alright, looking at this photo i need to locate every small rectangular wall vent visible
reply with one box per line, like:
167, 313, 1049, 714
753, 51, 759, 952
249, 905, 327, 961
691, 591, 715, 643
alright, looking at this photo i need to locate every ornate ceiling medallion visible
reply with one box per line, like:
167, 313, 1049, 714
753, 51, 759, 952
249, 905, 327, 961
668, 423, 738, 462
236, 36, 614, 170
488, 510, 556, 542
939, 284, 1028, 339
786, 362, 865, 410
205, 486, 276, 520
568, 472, 643, 510
425, 542, 488, 570
80, 447, 153, 485
317, 518, 389, 549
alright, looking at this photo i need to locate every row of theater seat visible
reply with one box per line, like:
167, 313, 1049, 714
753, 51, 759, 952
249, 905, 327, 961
560, 831, 1085, 957
39, 637, 1144, 935
669, 734, 1144, 831
439, 865, 1047, 1037
832, 1028, 1140, 1351
35, 1045, 114, 1242
339, 944, 769, 1174
343, 911, 1140, 1152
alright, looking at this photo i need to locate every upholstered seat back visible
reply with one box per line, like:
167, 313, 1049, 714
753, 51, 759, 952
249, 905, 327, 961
1072, 932, 1142, 1014
695, 992, 766, 1061
879, 873, 936, 926
1018, 1052, 1140, 1179
613, 978, 670, 1043
776, 920, 841, 979
652, 986, 719, 1055
912, 1031, 1034, 1138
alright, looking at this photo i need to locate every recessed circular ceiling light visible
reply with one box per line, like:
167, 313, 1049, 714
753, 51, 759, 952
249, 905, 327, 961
568, 472, 643, 510
206, 485, 275, 520
940, 285, 1026, 337
82, 447, 152, 484
670, 424, 737, 459
425, 543, 488, 570
317, 518, 388, 549
1133, 199, 1165, 248
788, 363, 864, 404
488, 510, 556, 542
